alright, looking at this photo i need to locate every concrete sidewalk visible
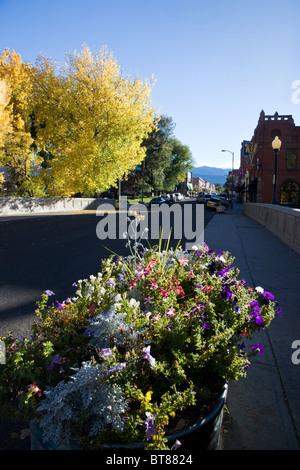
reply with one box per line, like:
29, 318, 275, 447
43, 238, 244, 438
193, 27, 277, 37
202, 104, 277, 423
204, 202, 300, 450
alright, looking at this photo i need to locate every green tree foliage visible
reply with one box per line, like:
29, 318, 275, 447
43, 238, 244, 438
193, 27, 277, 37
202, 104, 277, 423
139, 116, 194, 193
223, 174, 234, 191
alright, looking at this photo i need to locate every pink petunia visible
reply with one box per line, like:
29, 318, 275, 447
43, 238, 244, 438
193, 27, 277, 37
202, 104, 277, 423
26, 383, 42, 396
148, 280, 158, 289
166, 308, 175, 317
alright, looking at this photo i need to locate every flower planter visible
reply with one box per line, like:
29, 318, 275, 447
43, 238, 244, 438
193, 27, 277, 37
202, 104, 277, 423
166, 382, 228, 452
30, 383, 228, 451
2, 240, 281, 451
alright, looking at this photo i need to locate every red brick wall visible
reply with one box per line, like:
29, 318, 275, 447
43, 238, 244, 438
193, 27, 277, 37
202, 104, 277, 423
241, 111, 300, 204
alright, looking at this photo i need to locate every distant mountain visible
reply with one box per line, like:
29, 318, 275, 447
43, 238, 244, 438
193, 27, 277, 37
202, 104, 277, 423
192, 166, 230, 185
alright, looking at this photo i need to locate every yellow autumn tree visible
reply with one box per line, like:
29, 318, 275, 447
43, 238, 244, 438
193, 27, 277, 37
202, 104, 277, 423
0, 78, 12, 148
0, 49, 42, 195
32, 46, 156, 196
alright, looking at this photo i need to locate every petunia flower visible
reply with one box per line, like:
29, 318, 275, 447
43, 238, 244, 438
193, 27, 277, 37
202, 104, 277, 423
221, 285, 232, 300
136, 269, 149, 279
44, 290, 55, 296
106, 279, 115, 287
251, 344, 264, 355
101, 348, 113, 358
152, 314, 161, 321
47, 355, 67, 374
83, 328, 95, 337
159, 288, 168, 297
143, 346, 156, 368
166, 307, 175, 317
178, 257, 188, 265
261, 291, 275, 303
144, 412, 157, 441
144, 296, 154, 304
105, 363, 126, 375
148, 280, 158, 289
171, 439, 182, 450
26, 383, 42, 396
255, 286, 264, 293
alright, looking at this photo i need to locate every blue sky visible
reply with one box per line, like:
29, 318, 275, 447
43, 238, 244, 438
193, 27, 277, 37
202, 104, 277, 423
1, 0, 300, 169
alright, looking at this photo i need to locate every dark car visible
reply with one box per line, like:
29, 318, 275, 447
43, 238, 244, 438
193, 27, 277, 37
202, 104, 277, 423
207, 197, 224, 210
149, 197, 166, 206
196, 193, 205, 203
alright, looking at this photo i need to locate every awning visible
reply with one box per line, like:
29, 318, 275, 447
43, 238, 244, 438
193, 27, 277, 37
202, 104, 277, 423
240, 178, 256, 193
187, 183, 193, 190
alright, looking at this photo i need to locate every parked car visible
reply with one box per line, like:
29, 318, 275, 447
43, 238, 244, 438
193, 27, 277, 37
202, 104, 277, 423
203, 194, 211, 203
149, 197, 166, 206
207, 196, 226, 211
218, 196, 230, 208
196, 192, 205, 203
161, 194, 173, 204
174, 192, 183, 201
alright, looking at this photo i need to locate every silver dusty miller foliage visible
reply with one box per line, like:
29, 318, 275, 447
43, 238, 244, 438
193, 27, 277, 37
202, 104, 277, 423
37, 361, 128, 445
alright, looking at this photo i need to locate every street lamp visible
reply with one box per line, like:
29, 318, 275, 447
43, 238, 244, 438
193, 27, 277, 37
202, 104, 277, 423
271, 136, 281, 204
222, 149, 234, 202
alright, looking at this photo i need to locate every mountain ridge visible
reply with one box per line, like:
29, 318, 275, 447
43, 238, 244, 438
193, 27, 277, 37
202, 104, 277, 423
192, 166, 230, 185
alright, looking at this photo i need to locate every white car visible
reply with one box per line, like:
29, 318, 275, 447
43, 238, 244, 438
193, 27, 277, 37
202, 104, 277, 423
174, 193, 183, 200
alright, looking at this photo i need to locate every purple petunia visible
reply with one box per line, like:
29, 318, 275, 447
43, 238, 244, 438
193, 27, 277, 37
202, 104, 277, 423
83, 328, 95, 337
47, 355, 67, 373
44, 290, 55, 296
233, 305, 242, 314
249, 301, 264, 327
101, 348, 113, 358
221, 284, 232, 300
171, 439, 182, 450
105, 363, 126, 375
143, 346, 156, 368
144, 412, 157, 441
251, 344, 264, 355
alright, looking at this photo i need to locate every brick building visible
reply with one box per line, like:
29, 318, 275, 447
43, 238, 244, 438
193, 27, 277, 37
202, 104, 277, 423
239, 110, 300, 206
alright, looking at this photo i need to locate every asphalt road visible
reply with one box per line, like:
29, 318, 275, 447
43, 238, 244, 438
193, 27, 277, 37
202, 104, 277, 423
0, 201, 214, 338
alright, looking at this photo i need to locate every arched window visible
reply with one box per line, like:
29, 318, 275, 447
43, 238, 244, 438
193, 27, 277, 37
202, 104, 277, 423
280, 181, 300, 206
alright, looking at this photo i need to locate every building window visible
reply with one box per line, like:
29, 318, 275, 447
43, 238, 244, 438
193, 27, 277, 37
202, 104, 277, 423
286, 149, 297, 170
280, 181, 300, 205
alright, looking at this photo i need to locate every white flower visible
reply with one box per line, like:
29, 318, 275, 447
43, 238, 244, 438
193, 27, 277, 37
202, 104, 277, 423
255, 286, 264, 293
